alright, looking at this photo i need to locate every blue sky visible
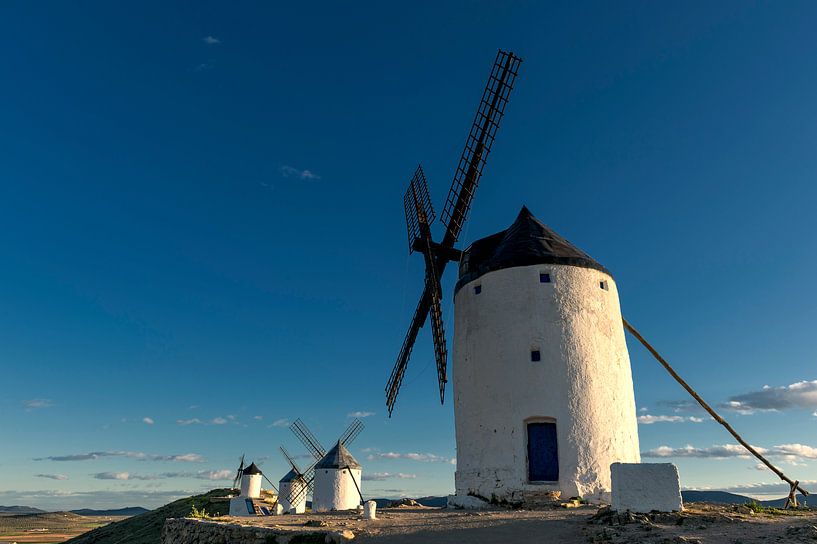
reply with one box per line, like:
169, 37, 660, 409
1, 1, 817, 509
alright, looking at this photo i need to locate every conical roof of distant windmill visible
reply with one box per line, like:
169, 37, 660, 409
242, 462, 263, 475
279, 468, 303, 483
456, 206, 609, 291
314, 441, 361, 470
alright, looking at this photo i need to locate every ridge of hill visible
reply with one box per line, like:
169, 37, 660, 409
64, 489, 230, 544
0, 504, 47, 515
71, 507, 150, 517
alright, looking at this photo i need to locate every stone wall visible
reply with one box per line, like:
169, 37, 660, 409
162, 518, 353, 544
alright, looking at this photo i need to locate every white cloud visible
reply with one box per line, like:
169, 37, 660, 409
717, 480, 817, 495
637, 414, 705, 425
176, 417, 232, 426
203, 36, 220, 45
269, 418, 289, 428
362, 472, 416, 481
367, 452, 454, 464
94, 471, 131, 480
176, 418, 202, 425
142, 417, 154, 425
35, 451, 204, 463
93, 469, 231, 481
348, 411, 375, 418
24, 399, 53, 410
723, 380, 817, 413
35, 473, 68, 481
253, 415, 263, 420
658, 400, 704, 414
280, 165, 321, 180
196, 469, 232, 481
642, 443, 817, 462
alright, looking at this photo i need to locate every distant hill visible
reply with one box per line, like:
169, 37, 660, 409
0, 505, 47, 516
64, 489, 230, 544
681, 491, 754, 504
369, 496, 447, 507
681, 490, 808, 508
760, 494, 808, 508
71, 507, 150, 517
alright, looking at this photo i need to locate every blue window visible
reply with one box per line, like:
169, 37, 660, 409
599, 280, 608, 291
528, 422, 559, 482
530, 350, 541, 362
539, 273, 551, 283
474, 285, 482, 294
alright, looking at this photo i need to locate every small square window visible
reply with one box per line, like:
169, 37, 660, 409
531, 350, 541, 362
539, 273, 551, 283
474, 285, 482, 295
599, 280, 608, 291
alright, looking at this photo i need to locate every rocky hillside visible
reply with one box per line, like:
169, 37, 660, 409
64, 489, 230, 544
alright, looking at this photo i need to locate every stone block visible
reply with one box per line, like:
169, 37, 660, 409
363, 500, 377, 520
611, 462, 683, 513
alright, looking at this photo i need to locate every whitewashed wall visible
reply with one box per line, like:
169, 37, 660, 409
278, 479, 306, 513
312, 468, 362, 512
239, 474, 261, 499
453, 263, 640, 503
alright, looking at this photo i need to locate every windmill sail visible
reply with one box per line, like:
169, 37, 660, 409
440, 50, 521, 246
290, 418, 326, 460
338, 418, 365, 447
386, 49, 522, 416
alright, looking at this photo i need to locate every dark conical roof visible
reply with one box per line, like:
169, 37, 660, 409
455, 206, 609, 292
279, 467, 304, 483
314, 441, 361, 470
242, 462, 262, 475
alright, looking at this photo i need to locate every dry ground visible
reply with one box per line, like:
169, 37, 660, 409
214, 502, 817, 543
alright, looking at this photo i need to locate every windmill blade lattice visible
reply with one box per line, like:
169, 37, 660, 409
232, 453, 245, 489
338, 419, 365, 447
290, 418, 326, 460
385, 49, 523, 416
440, 50, 521, 246
279, 445, 302, 474
404, 165, 436, 254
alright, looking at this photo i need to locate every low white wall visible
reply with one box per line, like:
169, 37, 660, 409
611, 463, 683, 513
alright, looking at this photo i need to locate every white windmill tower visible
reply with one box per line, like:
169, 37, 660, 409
278, 446, 308, 514
451, 207, 640, 503
287, 418, 364, 512
228, 457, 266, 516
385, 50, 640, 505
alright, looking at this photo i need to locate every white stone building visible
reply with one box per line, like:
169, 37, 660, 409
452, 207, 640, 504
229, 462, 264, 516
278, 468, 307, 514
311, 441, 363, 512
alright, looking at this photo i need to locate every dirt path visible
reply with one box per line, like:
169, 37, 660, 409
214, 503, 817, 543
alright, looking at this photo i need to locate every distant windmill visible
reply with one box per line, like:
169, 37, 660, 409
231, 453, 246, 490
285, 418, 365, 512
278, 446, 309, 514
386, 49, 522, 416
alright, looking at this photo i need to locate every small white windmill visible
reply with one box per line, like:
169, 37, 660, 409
278, 446, 308, 514
284, 418, 365, 512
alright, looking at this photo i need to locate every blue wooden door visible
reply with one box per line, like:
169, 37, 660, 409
527, 422, 559, 482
